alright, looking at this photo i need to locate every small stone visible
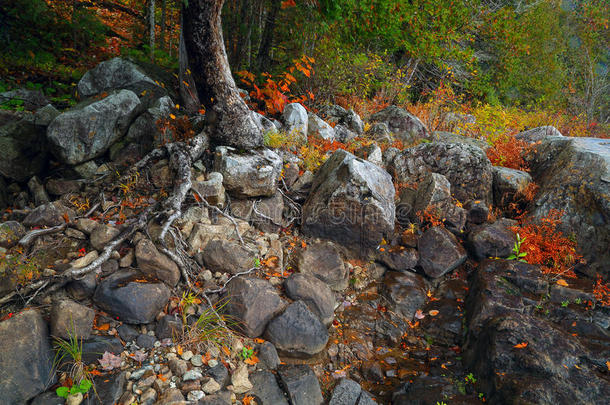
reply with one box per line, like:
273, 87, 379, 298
208, 359, 218, 368
191, 354, 203, 367
187, 390, 206, 401
181, 350, 194, 361
201, 378, 221, 394
71, 251, 98, 269
169, 358, 188, 376
231, 364, 252, 394
183, 369, 203, 381
66, 393, 83, 405
90, 224, 120, 251
139, 387, 156, 405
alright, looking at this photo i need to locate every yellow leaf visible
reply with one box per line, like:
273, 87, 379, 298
169, 114, 176, 120
221, 346, 231, 356
177, 345, 183, 356
244, 355, 259, 365
556, 279, 569, 287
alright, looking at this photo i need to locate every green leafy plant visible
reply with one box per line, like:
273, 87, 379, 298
240, 346, 254, 361
56, 379, 92, 398
507, 233, 527, 262
465, 372, 477, 384
53, 320, 92, 399
574, 298, 582, 305
561, 300, 570, 308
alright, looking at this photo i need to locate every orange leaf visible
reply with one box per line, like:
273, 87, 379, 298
62, 213, 70, 223
606, 360, 610, 371
514, 342, 528, 349
243, 395, 255, 405
244, 355, 259, 365
89, 369, 103, 376
177, 345, 183, 356
96, 323, 110, 331
193, 192, 202, 202
556, 279, 569, 287
254, 338, 265, 344
428, 310, 439, 316
221, 346, 231, 356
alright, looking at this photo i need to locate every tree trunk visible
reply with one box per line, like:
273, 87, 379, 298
256, 0, 281, 73
179, 16, 201, 115
160, 0, 167, 49
183, 0, 262, 149
149, 0, 156, 61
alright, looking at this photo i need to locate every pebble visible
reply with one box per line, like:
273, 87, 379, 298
130, 366, 153, 380
208, 359, 219, 368
187, 390, 206, 401
181, 350, 194, 361
66, 393, 83, 405
183, 369, 203, 381
231, 364, 252, 394
201, 378, 221, 394
191, 354, 203, 367
202, 270, 213, 281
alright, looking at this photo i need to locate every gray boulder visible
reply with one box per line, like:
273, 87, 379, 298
467, 219, 516, 260
201, 239, 255, 274
382, 271, 427, 320
50, 299, 95, 340
249, 371, 289, 405
526, 136, 610, 274
297, 240, 348, 291
22, 201, 76, 228
225, 277, 286, 337
0, 113, 49, 182
329, 378, 362, 405
431, 131, 489, 150
282, 103, 308, 142
93, 270, 170, 324
0, 88, 49, 110
0, 221, 26, 248
135, 238, 181, 286
214, 146, 282, 198
302, 150, 395, 250
265, 300, 329, 357
307, 112, 335, 141
284, 273, 336, 325
370, 105, 428, 142
334, 124, 357, 143
125, 95, 174, 148
493, 166, 533, 210
0, 310, 55, 404
387, 142, 493, 203
47, 89, 141, 165
418, 226, 467, 278
515, 125, 562, 143
278, 365, 324, 405
77, 57, 158, 98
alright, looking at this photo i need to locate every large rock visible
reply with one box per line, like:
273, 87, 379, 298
265, 300, 329, 357
329, 378, 362, 405
93, 270, 170, 324
50, 299, 95, 340
282, 103, 308, 142
492, 166, 533, 210
467, 219, 516, 260
214, 146, 282, 198
307, 112, 335, 141
77, 57, 159, 98
0, 113, 49, 181
382, 271, 427, 320
370, 105, 428, 142
201, 239, 255, 274
0, 88, 49, 110
318, 105, 363, 135
249, 370, 289, 405
302, 150, 395, 250
90, 224, 120, 251
0, 310, 55, 404
22, 201, 75, 228
431, 131, 489, 150
297, 240, 348, 291
125, 95, 174, 149
515, 125, 562, 143
0, 221, 26, 248
47, 89, 141, 165
224, 277, 286, 337
387, 142, 493, 203
284, 273, 335, 325
524, 136, 610, 274
418, 226, 467, 278
277, 365, 324, 405
135, 238, 181, 286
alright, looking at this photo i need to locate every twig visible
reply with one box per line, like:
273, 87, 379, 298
18, 224, 67, 247
193, 190, 245, 245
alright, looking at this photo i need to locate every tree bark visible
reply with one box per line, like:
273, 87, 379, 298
160, 0, 167, 49
183, 0, 262, 149
149, 0, 156, 61
179, 17, 201, 115
256, 0, 281, 73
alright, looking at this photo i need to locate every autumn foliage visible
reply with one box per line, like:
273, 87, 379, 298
511, 209, 581, 277
485, 137, 531, 171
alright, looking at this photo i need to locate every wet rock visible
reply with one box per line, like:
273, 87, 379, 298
0, 113, 49, 182
0, 310, 55, 404
118, 324, 140, 342
83, 371, 126, 405
90, 224, 120, 251
249, 370, 289, 405
135, 238, 181, 286
329, 378, 361, 405
297, 240, 348, 291
265, 300, 329, 357
93, 270, 171, 324
278, 365, 324, 405
418, 227, 467, 278
136, 334, 156, 349
0, 221, 26, 248
155, 388, 184, 404
308, 112, 335, 141
466, 312, 609, 404
30, 391, 64, 405
201, 239, 255, 275
214, 146, 282, 198
284, 273, 336, 325
198, 392, 232, 405
282, 103, 308, 142
46, 178, 82, 196
382, 271, 427, 320
47, 89, 141, 165
467, 219, 516, 260
77, 57, 160, 98
66, 272, 98, 300
50, 299, 95, 340
302, 150, 395, 250
492, 166, 533, 210
205, 363, 229, 388
225, 277, 286, 337
22, 201, 75, 228
465, 200, 489, 225
387, 142, 493, 203
370, 105, 428, 142
257, 341, 281, 370
392, 376, 459, 405
81, 336, 122, 364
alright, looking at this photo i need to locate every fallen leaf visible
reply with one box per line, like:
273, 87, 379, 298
222, 346, 231, 356
244, 355, 259, 365
513, 342, 528, 349
606, 360, 610, 371
415, 310, 425, 319
556, 279, 569, 287
98, 351, 122, 370
243, 395, 254, 405
95, 323, 110, 331
176, 345, 183, 356
428, 310, 440, 317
